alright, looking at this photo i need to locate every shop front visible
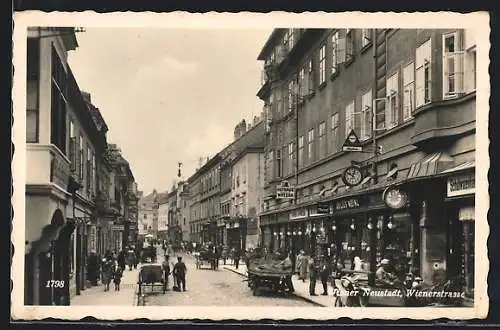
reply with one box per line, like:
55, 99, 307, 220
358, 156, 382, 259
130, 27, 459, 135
442, 165, 475, 306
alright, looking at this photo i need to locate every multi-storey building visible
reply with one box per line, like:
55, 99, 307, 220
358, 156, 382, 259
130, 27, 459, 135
230, 146, 265, 250
178, 182, 191, 242
24, 27, 139, 306
157, 197, 169, 241
257, 28, 476, 304
138, 190, 158, 240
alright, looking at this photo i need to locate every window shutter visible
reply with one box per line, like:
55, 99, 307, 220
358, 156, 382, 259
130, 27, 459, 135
415, 66, 425, 107
373, 98, 386, 131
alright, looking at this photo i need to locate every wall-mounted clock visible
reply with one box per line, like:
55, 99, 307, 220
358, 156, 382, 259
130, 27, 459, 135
383, 186, 408, 209
342, 165, 363, 187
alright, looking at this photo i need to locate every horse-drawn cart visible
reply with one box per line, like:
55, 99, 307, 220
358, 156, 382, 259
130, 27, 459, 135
194, 249, 216, 270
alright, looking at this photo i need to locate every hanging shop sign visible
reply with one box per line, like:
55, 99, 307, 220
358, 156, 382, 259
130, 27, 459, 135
447, 172, 475, 197
342, 165, 363, 187
276, 180, 295, 199
382, 186, 408, 210
342, 129, 363, 152
334, 197, 361, 211
289, 208, 308, 220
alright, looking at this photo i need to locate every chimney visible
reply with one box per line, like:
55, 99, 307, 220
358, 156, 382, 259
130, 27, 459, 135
241, 119, 247, 134
81, 91, 91, 103
234, 123, 241, 140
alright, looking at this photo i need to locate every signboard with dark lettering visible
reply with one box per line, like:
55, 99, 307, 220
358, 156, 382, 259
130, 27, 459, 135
276, 180, 295, 199
334, 198, 361, 211
50, 151, 70, 190
316, 203, 331, 214
447, 172, 475, 197
289, 208, 307, 220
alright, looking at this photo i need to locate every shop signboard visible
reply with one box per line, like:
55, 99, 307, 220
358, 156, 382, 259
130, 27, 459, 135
334, 197, 361, 211
342, 129, 363, 152
50, 150, 71, 190
316, 202, 331, 214
111, 225, 125, 231
289, 208, 307, 220
276, 180, 295, 199
447, 172, 475, 197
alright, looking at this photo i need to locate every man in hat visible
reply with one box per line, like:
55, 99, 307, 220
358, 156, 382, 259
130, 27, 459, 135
375, 258, 398, 287
173, 256, 187, 291
162, 254, 171, 291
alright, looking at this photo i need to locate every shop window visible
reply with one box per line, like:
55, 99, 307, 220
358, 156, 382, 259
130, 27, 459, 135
403, 62, 415, 121
416, 39, 432, 108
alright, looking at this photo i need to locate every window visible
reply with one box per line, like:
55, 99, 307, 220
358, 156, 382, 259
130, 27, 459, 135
68, 120, 76, 172
298, 67, 306, 99
386, 72, 400, 129
361, 89, 372, 140
464, 29, 476, 92
91, 153, 96, 194
331, 32, 339, 75
345, 29, 354, 61
86, 146, 91, 194
308, 128, 315, 163
361, 29, 372, 48
331, 113, 340, 152
78, 135, 84, 180
268, 149, 274, 180
275, 149, 282, 178
51, 46, 67, 154
416, 39, 432, 108
318, 122, 326, 159
307, 59, 315, 94
298, 136, 304, 168
288, 80, 294, 112
345, 101, 357, 137
319, 45, 326, 85
288, 142, 295, 175
442, 31, 465, 98
403, 62, 415, 121
144, 214, 147, 220
27, 38, 40, 143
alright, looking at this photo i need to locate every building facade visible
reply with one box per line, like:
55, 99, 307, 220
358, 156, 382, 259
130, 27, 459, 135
157, 198, 169, 241
24, 27, 139, 306
257, 28, 476, 305
138, 190, 158, 240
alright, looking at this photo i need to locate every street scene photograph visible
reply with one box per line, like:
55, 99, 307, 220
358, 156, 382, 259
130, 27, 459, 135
12, 11, 489, 320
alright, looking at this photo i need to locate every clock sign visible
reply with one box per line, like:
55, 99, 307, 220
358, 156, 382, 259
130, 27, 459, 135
383, 186, 408, 209
342, 165, 363, 187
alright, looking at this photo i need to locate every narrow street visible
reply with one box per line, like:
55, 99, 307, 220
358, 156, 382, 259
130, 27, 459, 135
144, 252, 312, 307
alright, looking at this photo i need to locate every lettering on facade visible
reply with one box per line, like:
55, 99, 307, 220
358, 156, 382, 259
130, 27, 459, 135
50, 152, 70, 190
289, 208, 307, 220
447, 173, 475, 197
276, 180, 295, 199
335, 198, 361, 211
316, 203, 331, 214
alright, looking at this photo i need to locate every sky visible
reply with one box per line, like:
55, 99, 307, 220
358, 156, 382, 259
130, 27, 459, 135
67, 28, 273, 195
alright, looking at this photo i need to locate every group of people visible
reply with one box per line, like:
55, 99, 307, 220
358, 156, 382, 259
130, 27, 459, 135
86, 247, 142, 292
161, 254, 188, 292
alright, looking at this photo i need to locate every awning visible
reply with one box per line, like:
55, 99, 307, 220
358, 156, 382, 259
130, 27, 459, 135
440, 160, 475, 174
407, 152, 454, 179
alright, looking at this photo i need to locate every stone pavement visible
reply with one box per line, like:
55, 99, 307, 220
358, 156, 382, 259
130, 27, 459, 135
223, 263, 336, 307
71, 265, 140, 306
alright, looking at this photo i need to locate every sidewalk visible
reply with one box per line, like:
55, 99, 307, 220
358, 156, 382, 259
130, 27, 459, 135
71, 266, 139, 306
223, 263, 334, 307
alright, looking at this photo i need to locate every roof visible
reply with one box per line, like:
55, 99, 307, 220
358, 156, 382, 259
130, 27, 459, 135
257, 29, 283, 60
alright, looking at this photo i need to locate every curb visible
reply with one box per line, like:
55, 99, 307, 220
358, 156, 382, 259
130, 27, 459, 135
223, 267, 327, 307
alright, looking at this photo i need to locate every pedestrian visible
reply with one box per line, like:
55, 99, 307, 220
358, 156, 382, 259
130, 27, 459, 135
162, 255, 171, 291
118, 250, 126, 271
101, 257, 113, 292
297, 250, 308, 282
308, 256, 318, 296
113, 265, 123, 291
319, 257, 331, 296
233, 248, 241, 270
173, 256, 187, 292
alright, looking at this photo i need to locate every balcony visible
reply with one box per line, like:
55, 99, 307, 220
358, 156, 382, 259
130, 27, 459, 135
26, 144, 72, 193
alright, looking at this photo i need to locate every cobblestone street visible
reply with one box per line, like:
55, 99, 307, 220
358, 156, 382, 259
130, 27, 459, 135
144, 254, 313, 307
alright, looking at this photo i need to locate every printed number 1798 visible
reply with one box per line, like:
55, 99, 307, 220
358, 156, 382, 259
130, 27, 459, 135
46, 280, 65, 288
